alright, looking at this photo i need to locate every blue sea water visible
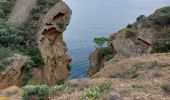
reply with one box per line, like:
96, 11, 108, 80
63, 0, 170, 79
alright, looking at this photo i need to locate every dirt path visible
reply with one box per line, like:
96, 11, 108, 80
8, 0, 37, 25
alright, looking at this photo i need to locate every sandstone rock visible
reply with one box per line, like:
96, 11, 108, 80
88, 48, 114, 76
35, 0, 72, 85
0, 96, 9, 100
0, 86, 23, 96
0, 54, 29, 90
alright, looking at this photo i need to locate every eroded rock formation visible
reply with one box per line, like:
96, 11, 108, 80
0, 54, 29, 89
35, 0, 72, 85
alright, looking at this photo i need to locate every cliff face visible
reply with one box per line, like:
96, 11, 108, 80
36, 0, 72, 85
0, 0, 72, 89
0, 54, 29, 89
89, 6, 170, 76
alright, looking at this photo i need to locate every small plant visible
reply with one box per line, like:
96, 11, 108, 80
126, 24, 132, 28
37, 85, 49, 99
83, 87, 100, 100
0, 63, 5, 71
132, 83, 144, 89
161, 83, 170, 93
97, 82, 112, 92
23, 60, 34, 72
153, 38, 170, 53
66, 64, 71, 71
100, 47, 112, 56
57, 79, 65, 85
83, 82, 112, 100
136, 15, 146, 21
22, 73, 32, 86
21, 48, 45, 68
49, 85, 74, 95
125, 29, 136, 38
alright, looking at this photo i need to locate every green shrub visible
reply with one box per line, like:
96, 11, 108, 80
136, 15, 146, 21
0, 47, 13, 61
0, 63, 5, 71
0, 9, 5, 18
49, 85, 74, 95
126, 24, 132, 28
0, 19, 23, 48
153, 38, 170, 53
83, 82, 112, 100
97, 82, 112, 92
22, 73, 31, 86
57, 79, 65, 85
23, 60, 34, 72
132, 83, 144, 89
83, 87, 100, 100
23, 85, 49, 100
37, 85, 49, 99
21, 48, 45, 68
23, 85, 38, 100
125, 29, 136, 38
0, 2, 13, 19
66, 64, 71, 71
100, 47, 112, 56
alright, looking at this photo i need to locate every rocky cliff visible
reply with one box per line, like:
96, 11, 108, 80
36, 0, 72, 85
0, 0, 72, 89
89, 6, 170, 76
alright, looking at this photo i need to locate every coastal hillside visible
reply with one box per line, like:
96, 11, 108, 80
89, 6, 170, 76
0, 1, 170, 100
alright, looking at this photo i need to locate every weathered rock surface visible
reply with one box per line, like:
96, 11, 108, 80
0, 54, 29, 90
8, 0, 37, 25
88, 48, 114, 76
36, 0, 72, 85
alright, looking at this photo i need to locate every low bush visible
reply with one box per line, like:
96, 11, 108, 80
136, 15, 146, 21
0, 63, 5, 71
125, 29, 136, 38
23, 84, 74, 100
66, 64, 71, 71
0, 47, 13, 61
21, 48, 45, 68
100, 47, 112, 56
22, 73, 32, 86
49, 85, 74, 95
0, 2, 13, 19
83, 82, 112, 100
152, 38, 170, 53
126, 24, 132, 28
23, 85, 49, 100
132, 83, 144, 89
